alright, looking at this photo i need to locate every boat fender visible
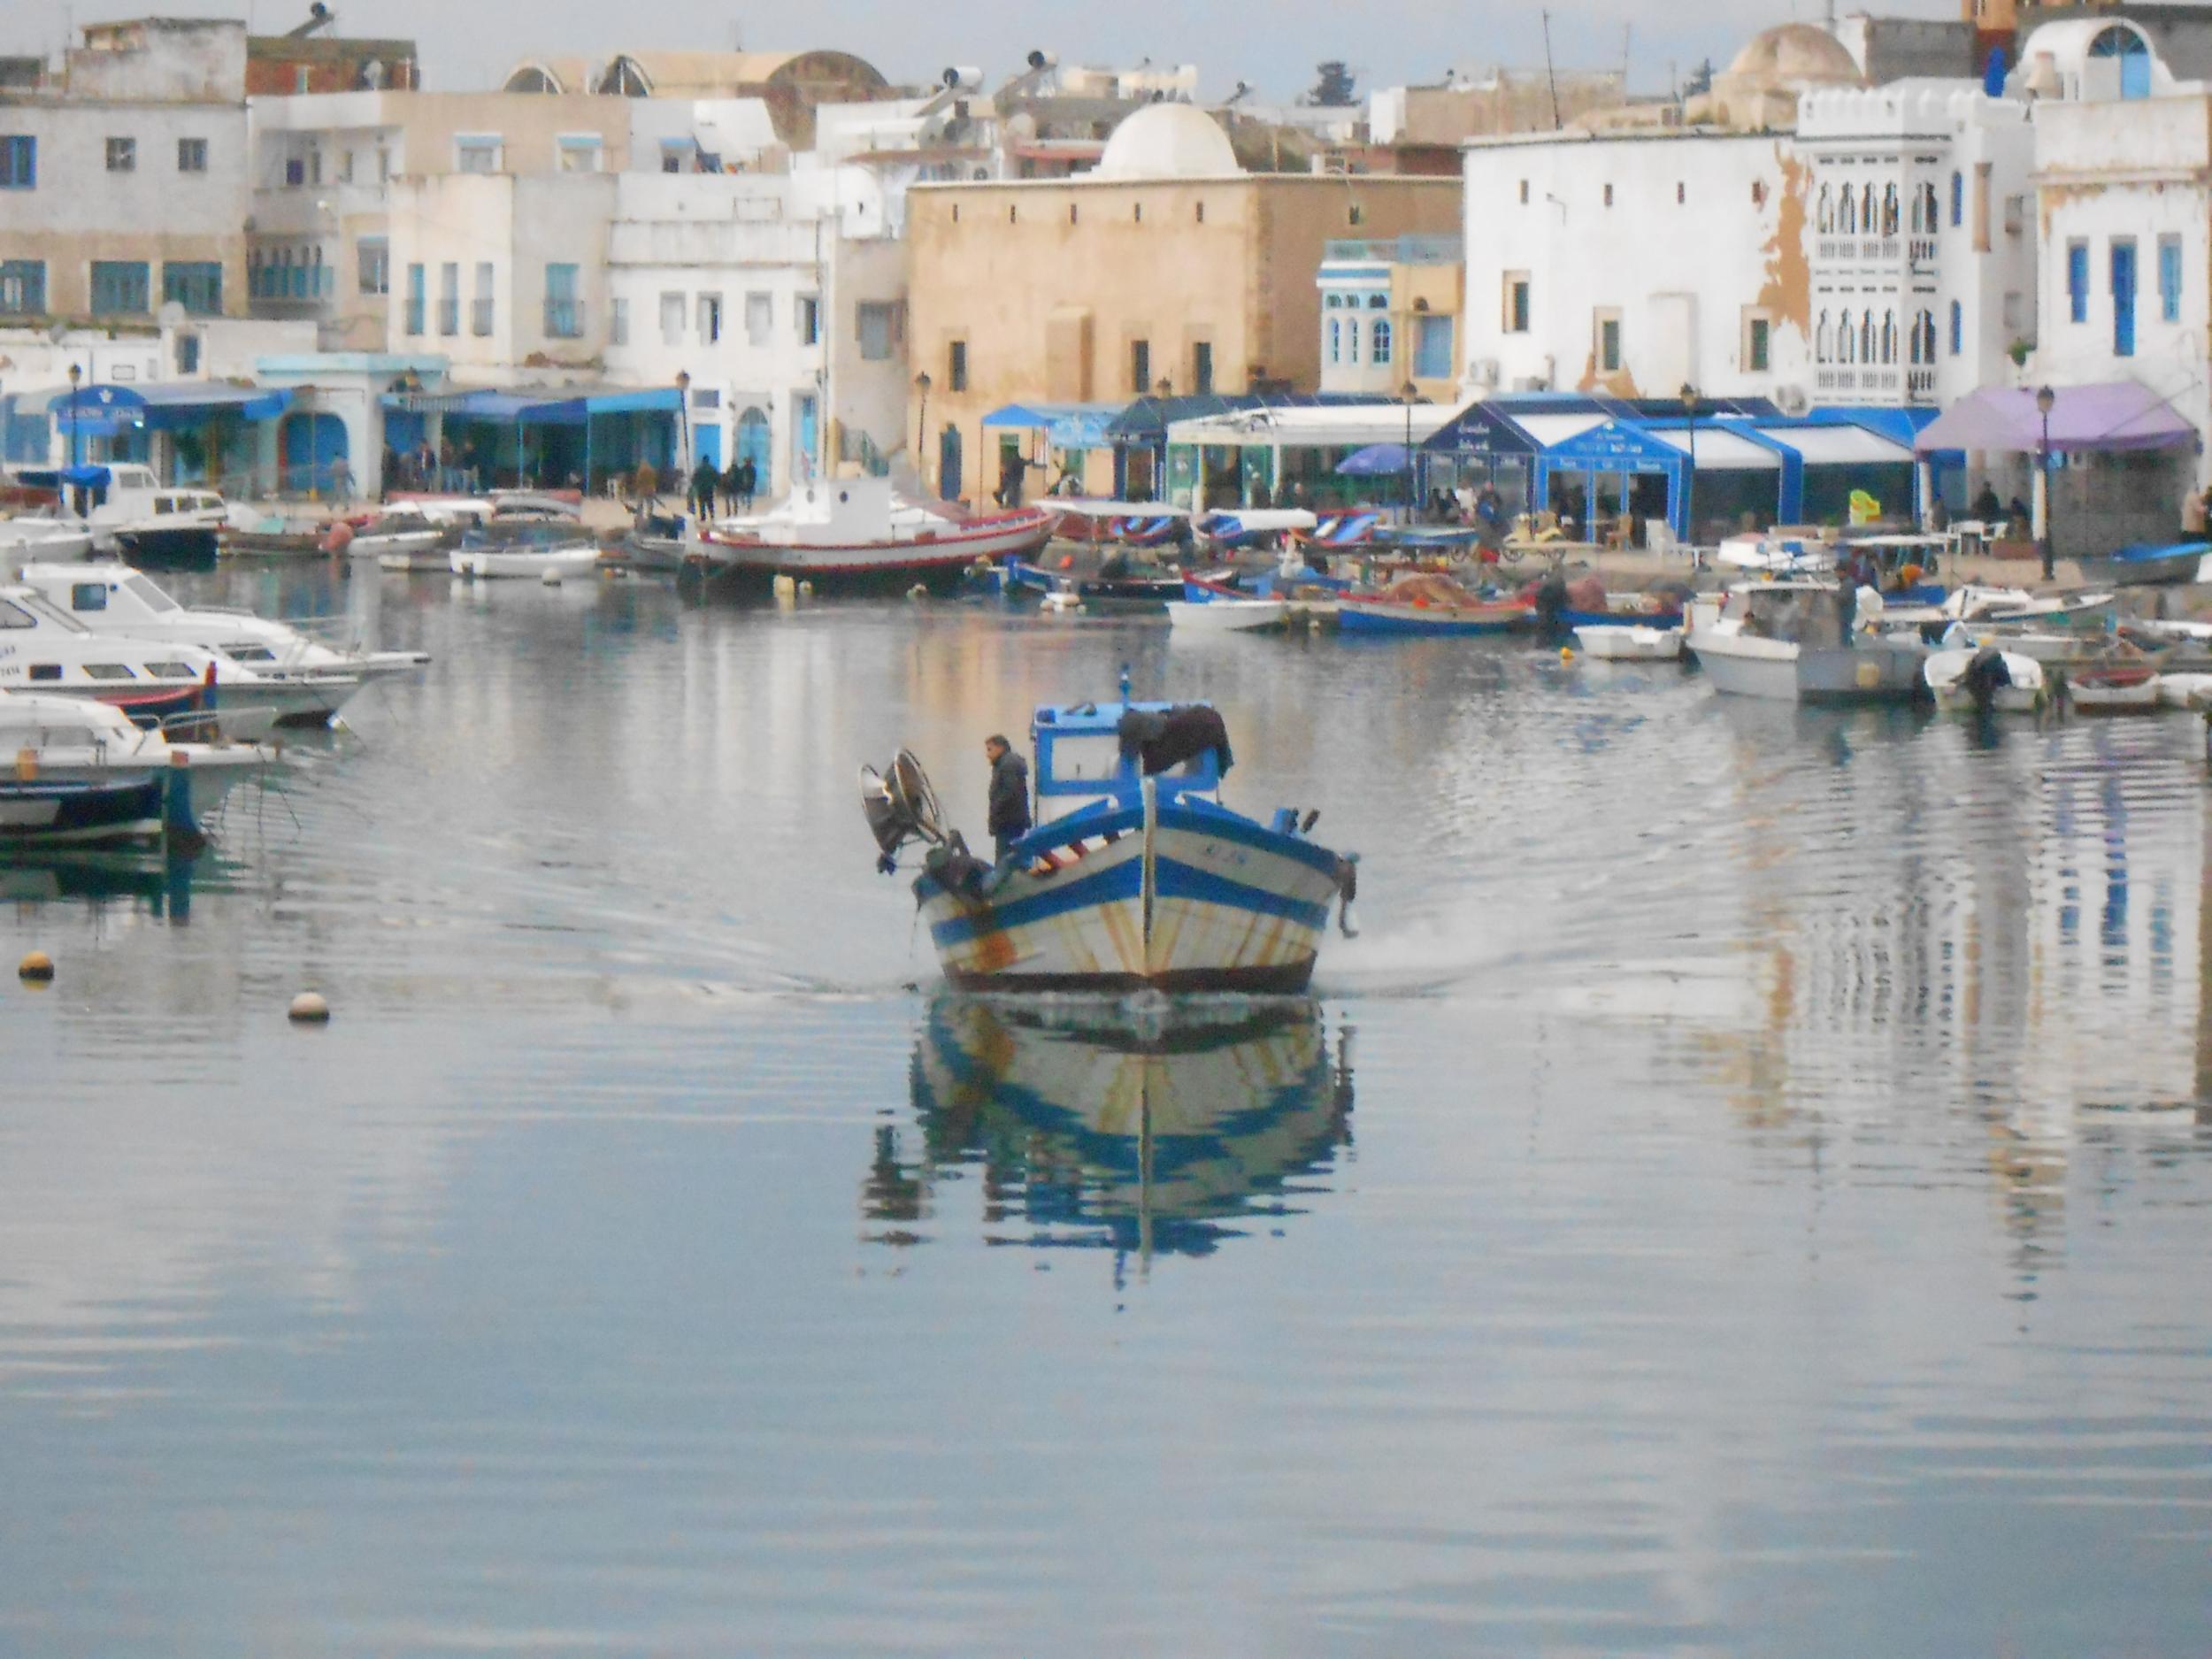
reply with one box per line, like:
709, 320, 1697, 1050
1300, 808, 1320, 834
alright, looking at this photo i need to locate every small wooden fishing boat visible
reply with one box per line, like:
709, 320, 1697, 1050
2073, 541, 2212, 589
1338, 572, 1532, 636
1166, 596, 1287, 634
2066, 662, 2162, 714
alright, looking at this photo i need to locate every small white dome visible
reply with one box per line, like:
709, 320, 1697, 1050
1094, 103, 1240, 180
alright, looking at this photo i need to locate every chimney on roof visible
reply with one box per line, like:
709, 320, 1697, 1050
284, 3, 335, 41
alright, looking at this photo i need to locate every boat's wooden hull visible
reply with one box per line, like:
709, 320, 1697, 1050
916, 795, 1345, 993
690, 512, 1054, 595
1338, 598, 1531, 636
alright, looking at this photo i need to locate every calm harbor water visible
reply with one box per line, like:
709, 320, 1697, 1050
4, 563, 2211, 1655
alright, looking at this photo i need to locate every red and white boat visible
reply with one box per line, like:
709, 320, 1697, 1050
690, 478, 1054, 595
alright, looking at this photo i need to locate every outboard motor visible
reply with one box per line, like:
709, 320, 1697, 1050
860, 749, 956, 873
1532, 570, 1571, 636
1960, 644, 2012, 715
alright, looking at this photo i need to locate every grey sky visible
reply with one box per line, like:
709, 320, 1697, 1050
3, 0, 1960, 100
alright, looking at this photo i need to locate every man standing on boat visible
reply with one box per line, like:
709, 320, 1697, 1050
985, 734, 1031, 864
688, 457, 721, 524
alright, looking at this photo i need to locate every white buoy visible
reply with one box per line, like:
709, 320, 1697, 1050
797, 580, 814, 598
288, 991, 331, 1024
772, 572, 796, 600
907, 583, 929, 602
541, 567, 562, 587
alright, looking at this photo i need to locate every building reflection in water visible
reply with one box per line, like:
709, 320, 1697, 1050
1665, 707, 2208, 1294
864, 996, 1354, 1268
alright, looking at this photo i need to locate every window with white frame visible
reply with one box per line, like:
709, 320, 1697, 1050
455, 134, 502, 173
699, 292, 722, 345
556, 134, 603, 173
105, 136, 135, 173
798, 296, 819, 346
745, 291, 772, 345
660, 290, 685, 345
610, 295, 629, 346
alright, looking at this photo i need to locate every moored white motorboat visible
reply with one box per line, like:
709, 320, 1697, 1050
15, 560, 426, 686
693, 477, 1053, 595
1573, 622, 1684, 660
1166, 596, 1287, 634
0, 584, 323, 737
449, 532, 603, 580
14, 465, 228, 567
1, 515, 96, 565
861, 685, 1358, 993
2155, 671, 2212, 710
0, 692, 274, 848
1924, 645, 2047, 713
1686, 581, 1927, 702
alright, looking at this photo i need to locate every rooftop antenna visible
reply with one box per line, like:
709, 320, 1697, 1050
1541, 10, 1562, 129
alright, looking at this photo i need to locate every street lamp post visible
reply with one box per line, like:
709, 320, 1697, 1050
913, 370, 931, 492
65, 361, 81, 469
2035, 383, 2056, 581
1401, 379, 1420, 520
1679, 381, 1699, 556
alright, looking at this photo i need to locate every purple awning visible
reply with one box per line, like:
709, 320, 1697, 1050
1913, 384, 2198, 455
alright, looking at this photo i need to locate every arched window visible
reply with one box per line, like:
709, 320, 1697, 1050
2089, 25, 2153, 100
1839, 310, 1855, 364
1881, 311, 1897, 364
1345, 318, 1361, 365
1327, 318, 1341, 365
1949, 171, 1963, 227
1909, 188, 1924, 235
1817, 184, 1834, 234
1948, 300, 1962, 357
1922, 182, 1939, 232
1371, 319, 1393, 365
1862, 312, 1878, 362
1841, 188, 1858, 234
1816, 310, 1832, 363
1861, 183, 1877, 233
1882, 184, 1900, 236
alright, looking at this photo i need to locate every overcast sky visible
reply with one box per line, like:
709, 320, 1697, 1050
3, 0, 1962, 100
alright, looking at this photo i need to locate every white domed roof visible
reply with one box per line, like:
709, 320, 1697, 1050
1095, 103, 1240, 180
1725, 22, 1862, 87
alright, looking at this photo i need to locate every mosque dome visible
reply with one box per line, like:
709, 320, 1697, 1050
1094, 103, 1241, 180
1725, 23, 1863, 87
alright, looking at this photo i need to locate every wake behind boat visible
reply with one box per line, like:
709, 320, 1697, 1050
695, 478, 1053, 595
861, 677, 1358, 993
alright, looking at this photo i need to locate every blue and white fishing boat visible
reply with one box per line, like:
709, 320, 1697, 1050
861, 674, 1358, 993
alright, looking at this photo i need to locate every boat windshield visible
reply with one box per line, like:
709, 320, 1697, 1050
0, 590, 88, 633
121, 574, 181, 614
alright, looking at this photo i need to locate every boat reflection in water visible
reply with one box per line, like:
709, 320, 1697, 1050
0, 849, 202, 918
870, 995, 1354, 1263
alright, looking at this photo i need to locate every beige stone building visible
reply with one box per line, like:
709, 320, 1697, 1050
903, 103, 1459, 500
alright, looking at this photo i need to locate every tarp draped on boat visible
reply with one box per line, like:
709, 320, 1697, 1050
1913, 384, 2197, 454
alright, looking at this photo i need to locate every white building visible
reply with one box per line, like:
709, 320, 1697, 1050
0, 19, 250, 326
2025, 17, 2209, 539
602, 156, 908, 495
1796, 81, 2036, 411
1457, 23, 2037, 419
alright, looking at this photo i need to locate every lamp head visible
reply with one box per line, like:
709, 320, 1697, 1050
1680, 381, 1698, 411
914, 370, 931, 390
66, 363, 81, 387
675, 369, 691, 393
1402, 380, 1419, 402
2035, 384, 2055, 416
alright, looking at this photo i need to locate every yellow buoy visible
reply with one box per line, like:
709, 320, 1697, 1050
1559, 645, 1574, 661
18, 950, 54, 982
288, 991, 331, 1024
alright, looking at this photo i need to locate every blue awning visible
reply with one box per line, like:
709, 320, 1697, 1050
1421, 400, 1545, 457
18, 465, 113, 488
981, 401, 1123, 449
20, 381, 290, 428
582, 388, 682, 415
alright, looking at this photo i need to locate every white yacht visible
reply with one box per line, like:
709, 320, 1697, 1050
1687, 580, 1927, 703
19, 464, 229, 565
0, 583, 346, 734
15, 560, 427, 683
0, 691, 273, 848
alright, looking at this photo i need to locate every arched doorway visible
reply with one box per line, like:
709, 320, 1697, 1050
2087, 25, 2152, 99
937, 423, 963, 503
735, 406, 772, 488
279, 410, 349, 496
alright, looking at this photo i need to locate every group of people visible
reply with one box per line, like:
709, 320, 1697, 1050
664, 457, 761, 522
380, 439, 480, 498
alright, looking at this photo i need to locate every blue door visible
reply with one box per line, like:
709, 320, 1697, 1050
794, 393, 818, 481
2112, 241, 2138, 357
938, 424, 962, 503
695, 424, 723, 468
280, 411, 348, 495
735, 407, 771, 483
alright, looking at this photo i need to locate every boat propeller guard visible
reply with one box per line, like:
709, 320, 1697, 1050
860, 748, 953, 872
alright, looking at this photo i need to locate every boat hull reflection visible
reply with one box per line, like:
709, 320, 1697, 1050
895, 995, 1353, 1258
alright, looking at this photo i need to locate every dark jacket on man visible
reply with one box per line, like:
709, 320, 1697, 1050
987, 748, 1031, 854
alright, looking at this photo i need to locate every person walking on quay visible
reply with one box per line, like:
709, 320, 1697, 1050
327, 455, 353, 510
736, 457, 757, 511
995, 450, 1031, 509
689, 457, 721, 522
985, 733, 1031, 864
720, 456, 742, 518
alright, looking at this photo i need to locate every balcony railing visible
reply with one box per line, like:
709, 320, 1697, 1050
437, 298, 459, 335
248, 265, 334, 301
471, 297, 494, 337
543, 298, 584, 340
